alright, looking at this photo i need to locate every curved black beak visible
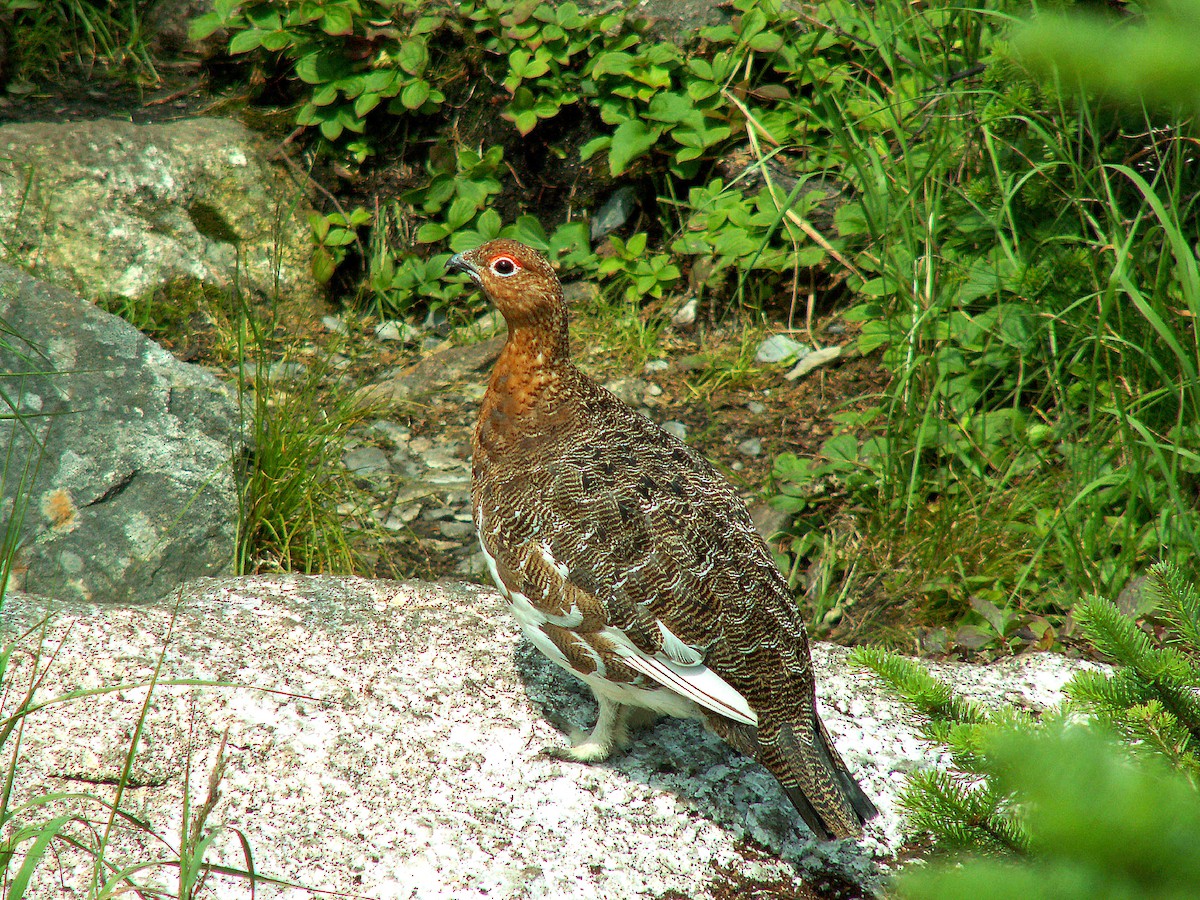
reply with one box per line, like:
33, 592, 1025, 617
446, 252, 479, 282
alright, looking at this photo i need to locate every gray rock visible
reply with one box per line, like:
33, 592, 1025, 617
603, 377, 650, 407
438, 520, 476, 540
0, 118, 322, 315
751, 502, 792, 543
591, 185, 638, 240
145, 0, 223, 57
374, 320, 419, 343
0, 265, 241, 604
0, 575, 1104, 898
737, 437, 764, 458
321, 315, 349, 335
755, 334, 809, 364
671, 297, 698, 328
577, 0, 732, 43
342, 446, 392, 476
383, 503, 422, 530
238, 359, 307, 384
358, 336, 504, 406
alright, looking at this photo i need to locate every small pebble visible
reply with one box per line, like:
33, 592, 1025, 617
383, 504, 422, 530
661, 421, 688, 441
438, 520, 476, 540
591, 185, 638, 240
375, 320, 419, 343
737, 438, 763, 457
746, 401, 766, 415
644, 359, 669, 374
671, 298, 698, 328
755, 334, 808, 364
372, 420, 411, 444
322, 315, 349, 335
343, 446, 392, 475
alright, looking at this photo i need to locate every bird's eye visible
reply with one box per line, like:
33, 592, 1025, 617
490, 256, 518, 276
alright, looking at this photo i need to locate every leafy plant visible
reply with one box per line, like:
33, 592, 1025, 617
309, 205, 371, 284
191, 0, 448, 147
0, 0, 157, 84
854, 563, 1200, 858
406, 144, 505, 247
1014, 0, 1200, 116
596, 232, 680, 303
461, 0, 616, 135
897, 725, 1200, 900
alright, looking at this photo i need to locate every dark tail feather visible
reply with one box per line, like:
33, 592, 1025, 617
781, 718, 878, 840
708, 716, 878, 841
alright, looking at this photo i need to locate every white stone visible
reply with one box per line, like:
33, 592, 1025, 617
0, 577, 1102, 899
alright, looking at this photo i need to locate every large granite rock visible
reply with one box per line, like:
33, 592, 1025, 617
0, 264, 241, 603
0, 574, 1100, 899
0, 117, 321, 316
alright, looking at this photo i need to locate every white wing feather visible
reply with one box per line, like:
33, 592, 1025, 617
601, 626, 759, 727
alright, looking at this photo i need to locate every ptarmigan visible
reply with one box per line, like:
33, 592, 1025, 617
446, 239, 877, 840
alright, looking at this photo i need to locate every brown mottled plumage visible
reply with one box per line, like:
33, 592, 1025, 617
446, 239, 877, 840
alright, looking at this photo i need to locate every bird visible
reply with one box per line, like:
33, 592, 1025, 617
446, 238, 878, 840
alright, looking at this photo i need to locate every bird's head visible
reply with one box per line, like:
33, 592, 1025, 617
446, 239, 564, 330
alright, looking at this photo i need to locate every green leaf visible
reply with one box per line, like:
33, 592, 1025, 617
475, 208, 502, 238
608, 119, 661, 175
579, 135, 611, 161
295, 51, 346, 85
749, 31, 784, 53
446, 196, 479, 230
321, 6, 354, 35
312, 247, 337, 283
417, 221, 450, 243
228, 28, 265, 55
589, 51, 634, 77
188, 12, 224, 41
646, 91, 696, 124
261, 29, 293, 51
400, 80, 431, 110
307, 211, 330, 241
397, 39, 429, 76
412, 15, 443, 36
354, 92, 380, 118
319, 117, 344, 140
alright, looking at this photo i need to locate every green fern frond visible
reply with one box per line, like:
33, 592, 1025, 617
849, 647, 989, 725
900, 769, 1029, 854
1074, 595, 1158, 668
1066, 668, 1153, 710
1149, 561, 1200, 653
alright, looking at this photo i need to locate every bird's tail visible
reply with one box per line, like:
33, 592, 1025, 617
775, 716, 878, 840
710, 714, 878, 841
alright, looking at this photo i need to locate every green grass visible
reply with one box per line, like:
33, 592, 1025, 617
235, 345, 380, 576
767, 0, 1200, 632
2, 0, 158, 85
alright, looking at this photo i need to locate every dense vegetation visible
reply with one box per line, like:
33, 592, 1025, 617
184, 0, 1200, 643
858, 562, 1200, 897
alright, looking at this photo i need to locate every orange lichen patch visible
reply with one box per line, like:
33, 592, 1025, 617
42, 489, 78, 532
